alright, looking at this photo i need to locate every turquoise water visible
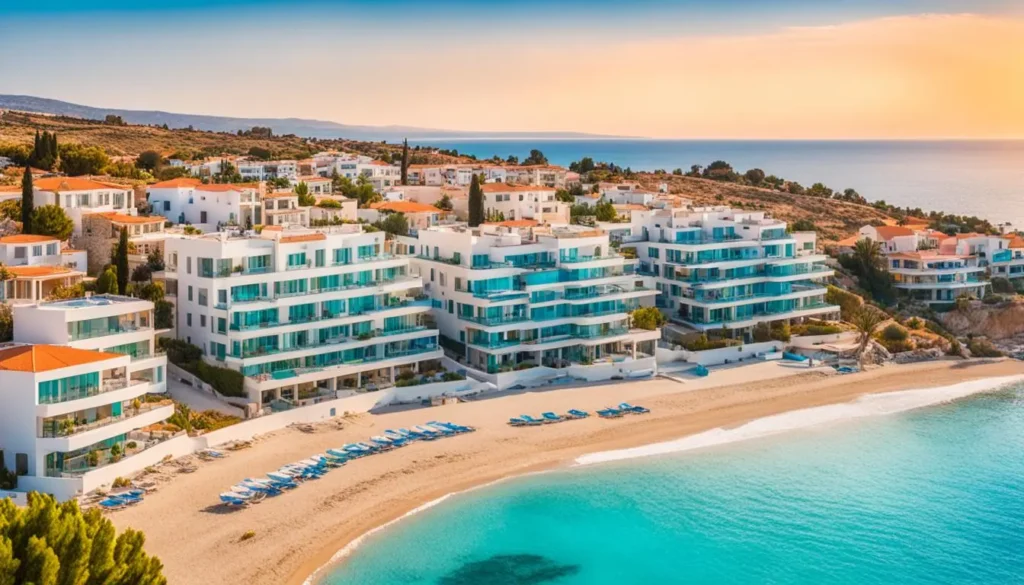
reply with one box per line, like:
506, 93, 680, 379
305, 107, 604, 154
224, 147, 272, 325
411, 140, 1024, 226
319, 382, 1024, 584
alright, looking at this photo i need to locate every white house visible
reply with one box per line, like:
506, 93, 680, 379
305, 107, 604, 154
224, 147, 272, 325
478, 184, 569, 224
32, 178, 135, 237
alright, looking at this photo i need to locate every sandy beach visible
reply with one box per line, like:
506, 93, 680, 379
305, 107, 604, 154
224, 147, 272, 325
109, 359, 1024, 585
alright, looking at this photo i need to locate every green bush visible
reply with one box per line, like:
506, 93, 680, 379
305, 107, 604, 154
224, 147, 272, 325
769, 322, 791, 342
879, 338, 914, 353
967, 339, 1003, 358
905, 317, 924, 330
990, 277, 1014, 294
194, 361, 245, 398
881, 324, 909, 342
752, 322, 771, 343
683, 334, 741, 352
826, 285, 863, 321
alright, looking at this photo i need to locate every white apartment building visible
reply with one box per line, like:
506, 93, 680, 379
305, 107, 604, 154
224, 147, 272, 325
262, 193, 310, 227
477, 184, 569, 224
2, 296, 169, 500
33, 178, 135, 236
150, 182, 262, 229
396, 223, 660, 383
630, 207, 838, 338
237, 159, 298, 181
857, 225, 991, 304
0, 234, 65, 267
165, 226, 442, 408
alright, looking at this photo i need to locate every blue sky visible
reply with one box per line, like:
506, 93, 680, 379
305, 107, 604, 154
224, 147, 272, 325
1, 1, 1022, 138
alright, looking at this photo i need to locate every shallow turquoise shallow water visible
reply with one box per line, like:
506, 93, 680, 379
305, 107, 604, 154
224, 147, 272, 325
319, 385, 1024, 585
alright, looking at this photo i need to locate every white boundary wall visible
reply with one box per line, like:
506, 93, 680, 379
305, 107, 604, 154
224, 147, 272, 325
657, 341, 784, 367
788, 332, 858, 349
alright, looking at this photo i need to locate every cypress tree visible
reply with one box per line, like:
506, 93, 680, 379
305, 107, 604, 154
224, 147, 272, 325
116, 227, 129, 295
21, 165, 33, 233
32, 130, 40, 166
400, 138, 409, 186
468, 174, 484, 227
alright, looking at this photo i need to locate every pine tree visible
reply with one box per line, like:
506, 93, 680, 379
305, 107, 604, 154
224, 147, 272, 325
400, 138, 409, 186
115, 227, 129, 295
468, 174, 484, 227
21, 166, 33, 234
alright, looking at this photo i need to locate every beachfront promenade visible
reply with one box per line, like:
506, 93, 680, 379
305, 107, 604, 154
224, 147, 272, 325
107, 358, 1024, 585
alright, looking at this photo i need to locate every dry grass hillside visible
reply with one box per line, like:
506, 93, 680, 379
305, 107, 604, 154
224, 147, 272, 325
636, 174, 893, 242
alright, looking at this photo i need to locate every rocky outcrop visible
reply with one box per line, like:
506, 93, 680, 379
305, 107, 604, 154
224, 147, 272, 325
938, 299, 1024, 340
892, 348, 945, 364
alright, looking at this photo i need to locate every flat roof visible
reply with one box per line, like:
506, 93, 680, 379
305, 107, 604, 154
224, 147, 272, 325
36, 294, 148, 310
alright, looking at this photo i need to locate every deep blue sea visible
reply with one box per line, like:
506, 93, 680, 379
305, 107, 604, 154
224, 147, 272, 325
317, 377, 1024, 585
410, 140, 1024, 227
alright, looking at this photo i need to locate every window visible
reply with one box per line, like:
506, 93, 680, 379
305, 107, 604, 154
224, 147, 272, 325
163, 201, 171, 211
187, 286, 193, 301
287, 252, 307, 268
46, 243, 57, 255
200, 315, 206, 327
440, 273, 447, 287
186, 313, 192, 326
315, 249, 325, 267
198, 288, 208, 306
32, 245, 42, 256
430, 268, 435, 282
519, 194, 524, 201
13, 247, 25, 259
218, 289, 227, 305
200, 211, 208, 223
186, 256, 192, 274
217, 318, 226, 334
448, 300, 454, 314
648, 247, 660, 259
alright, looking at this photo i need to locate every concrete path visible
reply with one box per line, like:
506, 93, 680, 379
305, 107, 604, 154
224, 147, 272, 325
165, 376, 244, 416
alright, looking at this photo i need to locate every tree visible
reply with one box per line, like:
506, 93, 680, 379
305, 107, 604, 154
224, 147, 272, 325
21, 165, 33, 233
131, 264, 153, 284
155, 300, 173, 329
377, 212, 409, 237
247, 146, 272, 161
468, 175, 484, 227
0, 199, 19, 222
0, 492, 167, 585
522, 149, 548, 165
569, 157, 595, 174
136, 150, 163, 171
789, 219, 815, 232
554, 189, 575, 203
146, 249, 165, 271
594, 200, 617, 222
294, 182, 316, 206
630, 307, 665, 330
0, 302, 12, 342
806, 182, 834, 198
851, 305, 887, 366
115, 227, 129, 295
59, 144, 111, 176
400, 138, 409, 185
435, 194, 453, 211
743, 168, 766, 186
96, 266, 119, 295
29, 205, 73, 241
787, 181, 805, 195
703, 160, 737, 181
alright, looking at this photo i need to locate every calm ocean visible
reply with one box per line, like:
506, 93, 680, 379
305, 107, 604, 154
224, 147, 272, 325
317, 379, 1024, 585
411, 140, 1024, 227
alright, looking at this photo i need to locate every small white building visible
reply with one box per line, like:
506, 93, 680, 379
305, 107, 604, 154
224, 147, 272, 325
32, 178, 135, 237
478, 184, 568, 224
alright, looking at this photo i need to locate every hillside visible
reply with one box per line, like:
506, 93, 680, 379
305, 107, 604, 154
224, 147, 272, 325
0, 95, 619, 141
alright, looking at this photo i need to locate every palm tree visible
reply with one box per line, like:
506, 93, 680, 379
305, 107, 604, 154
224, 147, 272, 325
851, 305, 887, 366
852, 238, 884, 276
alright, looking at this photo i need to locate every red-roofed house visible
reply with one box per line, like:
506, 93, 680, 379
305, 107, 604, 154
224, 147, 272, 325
32, 178, 135, 237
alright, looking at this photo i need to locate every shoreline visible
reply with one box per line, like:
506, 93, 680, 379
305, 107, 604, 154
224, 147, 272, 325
107, 359, 1024, 585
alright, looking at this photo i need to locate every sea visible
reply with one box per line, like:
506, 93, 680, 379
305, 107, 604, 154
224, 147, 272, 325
409, 139, 1024, 227
315, 376, 1024, 585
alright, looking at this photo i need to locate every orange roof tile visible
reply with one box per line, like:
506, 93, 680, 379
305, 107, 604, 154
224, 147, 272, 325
91, 212, 165, 225
150, 178, 202, 188
613, 204, 647, 211
479, 183, 557, 193
297, 176, 330, 182
873, 225, 915, 240
369, 201, 441, 213
261, 225, 283, 232
0, 234, 58, 244
483, 219, 538, 228
34, 177, 130, 192
6, 265, 77, 278
280, 233, 326, 243
0, 186, 21, 193
0, 345, 123, 373
195, 184, 255, 193
1006, 235, 1024, 249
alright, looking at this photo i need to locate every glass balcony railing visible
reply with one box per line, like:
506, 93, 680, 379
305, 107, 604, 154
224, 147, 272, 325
231, 326, 431, 359
247, 344, 440, 381
40, 400, 172, 438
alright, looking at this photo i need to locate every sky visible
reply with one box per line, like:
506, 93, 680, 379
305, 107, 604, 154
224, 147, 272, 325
1, 0, 1022, 139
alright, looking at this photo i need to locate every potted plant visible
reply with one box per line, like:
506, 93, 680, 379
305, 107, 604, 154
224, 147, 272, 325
59, 418, 76, 436
110, 443, 122, 462
87, 450, 100, 468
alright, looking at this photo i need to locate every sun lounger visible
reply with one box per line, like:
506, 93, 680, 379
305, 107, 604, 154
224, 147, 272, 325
542, 412, 564, 422
597, 408, 624, 419
567, 409, 589, 419
521, 415, 548, 425
385, 430, 412, 442
413, 425, 444, 438
400, 428, 431, 440
508, 417, 528, 426
219, 493, 249, 507
619, 402, 650, 414
98, 498, 127, 510
420, 424, 454, 436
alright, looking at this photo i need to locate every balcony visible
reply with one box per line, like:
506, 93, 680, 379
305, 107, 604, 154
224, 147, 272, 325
246, 344, 441, 382
559, 253, 623, 264
657, 234, 745, 245
229, 276, 418, 306
37, 402, 174, 452
462, 313, 532, 327
231, 325, 432, 359
68, 323, 152, 342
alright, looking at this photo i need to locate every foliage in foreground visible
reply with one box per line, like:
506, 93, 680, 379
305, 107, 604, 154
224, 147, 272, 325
0, 492, 166, 585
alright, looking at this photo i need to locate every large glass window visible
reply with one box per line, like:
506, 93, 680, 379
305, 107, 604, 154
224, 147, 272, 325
38, 372, 101, 404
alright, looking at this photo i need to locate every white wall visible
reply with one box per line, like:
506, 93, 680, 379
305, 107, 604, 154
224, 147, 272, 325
656, 340, 784, 366
789, 332, 858, 349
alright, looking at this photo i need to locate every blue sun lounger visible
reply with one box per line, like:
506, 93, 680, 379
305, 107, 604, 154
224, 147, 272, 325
619, 403, 650, 414
521, 415, 548, 425
542, 412, 564, 422
567, 409, 589, 419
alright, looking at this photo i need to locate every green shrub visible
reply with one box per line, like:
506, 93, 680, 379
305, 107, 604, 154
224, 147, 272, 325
769, 322, 791, 342
990, 276, 1014, 294
442, 372, 465, 381
826, 285, 863, 321
967, 338, 1003, 358
752, 322, 771, 343
905, 317, 924, 330
683, 334, 741, 352
879, 338, 914, 353
881, 324, 909, 342
194, 361, 245, 398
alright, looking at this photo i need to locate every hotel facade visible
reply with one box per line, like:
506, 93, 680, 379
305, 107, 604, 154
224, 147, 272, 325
165, 226, 442, 408
629, 207, 838, 339
396, 224, 660, 383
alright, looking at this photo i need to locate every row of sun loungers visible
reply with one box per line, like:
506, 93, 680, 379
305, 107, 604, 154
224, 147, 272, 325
98, 489, 146, 510
508, 403, 649, 427
219, 421, 475, 508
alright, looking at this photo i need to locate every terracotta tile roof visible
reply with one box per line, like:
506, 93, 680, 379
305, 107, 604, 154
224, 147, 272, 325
263, 192, 297, 199
0, 344, 123, 373
369, 201, 441, 213
34, 177, 129, 192
1006, 235, 1024, 249
280, 233, 326, 243
297, 175, 330, 182
479, 183, 557, 193
195, 184, 254, 193
6, 265, 77, 278
369, 160, 394, 166
150, 178, 202, 188
261, 225, 283, 232
483, 219, 538, 228
91, 212, 166, 225
0, 186, 21, 193
873, 225, 915, 240
613, 204, 647, 211
0, 234, 58, 244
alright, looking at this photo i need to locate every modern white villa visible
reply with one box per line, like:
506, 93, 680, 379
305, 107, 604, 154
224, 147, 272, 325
396, 223, 660, 385
857, 225, 992, 303
627, 206, 838, 339
1, 296, 169, 500
165, 225, 443, 408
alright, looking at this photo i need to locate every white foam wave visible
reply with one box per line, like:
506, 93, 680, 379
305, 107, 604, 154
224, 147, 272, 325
575, 374, 1024, 466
